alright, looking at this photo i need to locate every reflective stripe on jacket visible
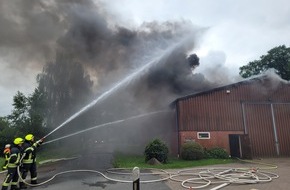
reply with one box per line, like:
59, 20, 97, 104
22, 141, 39, 164
7, 147, 21, 168
22, 146, 35, 164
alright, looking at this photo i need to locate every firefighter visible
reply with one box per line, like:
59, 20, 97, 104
19, 134, 43, 189
2, 144, 11, 170
1, 137, 24, 190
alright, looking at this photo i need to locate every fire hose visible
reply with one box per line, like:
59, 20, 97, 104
0, 158, 275, 190
0, 155, 279, 190
16, 166, 171, 187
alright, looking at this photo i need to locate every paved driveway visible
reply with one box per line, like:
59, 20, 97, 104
165, 158, 290, 190
0, 156, 289, 190
0, 152, 171, 190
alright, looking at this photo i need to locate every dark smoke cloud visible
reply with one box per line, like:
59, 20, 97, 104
1, 0, 223, 155
0, 0, 221, 120
0, 0, 200, 111
0, 0, 65, 66
57, 15, 202, 88
1, 0, 202, 88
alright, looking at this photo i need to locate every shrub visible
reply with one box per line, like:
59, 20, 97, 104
207, 147, 229, 159
181, 142, 204, 160
203, 148, 211, 159
144, 139, 169, 163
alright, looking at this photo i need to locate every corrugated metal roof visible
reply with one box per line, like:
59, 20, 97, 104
171, 75, 290, 107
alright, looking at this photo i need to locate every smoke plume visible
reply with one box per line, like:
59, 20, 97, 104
1, 0, 233, 156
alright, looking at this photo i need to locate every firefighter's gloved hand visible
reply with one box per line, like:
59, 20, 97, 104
34, 141, 41, 147
36, 139, 43, 146
38, 138, 44, 144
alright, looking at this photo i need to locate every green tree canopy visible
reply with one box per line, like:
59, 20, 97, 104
0, 117, 14, 151
8, 91, 29, 131
36, 53, 93, 128
7, 90, 48, 138
1, 54, 94, 146
239, 45, 290, 80
0, 117, 9, 133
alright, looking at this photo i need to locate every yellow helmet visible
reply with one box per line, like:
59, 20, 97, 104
14, 137, 24, 145
25, 134, 34, 141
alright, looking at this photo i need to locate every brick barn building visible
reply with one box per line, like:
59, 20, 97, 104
173, 75, 290, 158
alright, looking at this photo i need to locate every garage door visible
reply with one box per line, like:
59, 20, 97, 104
243, 103, 290, 157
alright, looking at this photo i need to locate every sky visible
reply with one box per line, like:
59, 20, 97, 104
1, 0, 290, 116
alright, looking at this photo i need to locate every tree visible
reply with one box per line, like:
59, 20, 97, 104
7, 90, 48, 139
36, 53, 93, 128
8, 91, 30, 134
239, 45, 290, 80
0, 117, 14, 151
0, 117, 9, 132
27, 87, 49, 137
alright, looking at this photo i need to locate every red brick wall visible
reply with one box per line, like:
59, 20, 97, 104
179, 131, 244, 153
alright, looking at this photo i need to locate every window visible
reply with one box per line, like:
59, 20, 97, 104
197, 132, 210, 139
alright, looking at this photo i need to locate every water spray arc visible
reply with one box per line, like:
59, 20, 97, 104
42, 43, 178, 140
41, 56, 157, 139
43, 110, 172, 145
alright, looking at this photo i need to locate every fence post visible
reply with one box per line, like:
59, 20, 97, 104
132, 167, 140, 190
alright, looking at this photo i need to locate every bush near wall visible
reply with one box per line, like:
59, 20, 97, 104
180, 142, 204, 160
144, 139, 169, 163
205, 147, 230, 159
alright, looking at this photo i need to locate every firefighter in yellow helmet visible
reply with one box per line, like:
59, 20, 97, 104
1, 137, 24, 190
2, 144, 11, 170
19, 134, 43, 189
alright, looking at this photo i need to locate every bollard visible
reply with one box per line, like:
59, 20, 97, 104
132, 167, 140, 190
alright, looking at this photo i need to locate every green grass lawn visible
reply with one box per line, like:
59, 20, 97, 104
113, 154, 235, 169
0, 158, 4, 169
0, 150, 234, 170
